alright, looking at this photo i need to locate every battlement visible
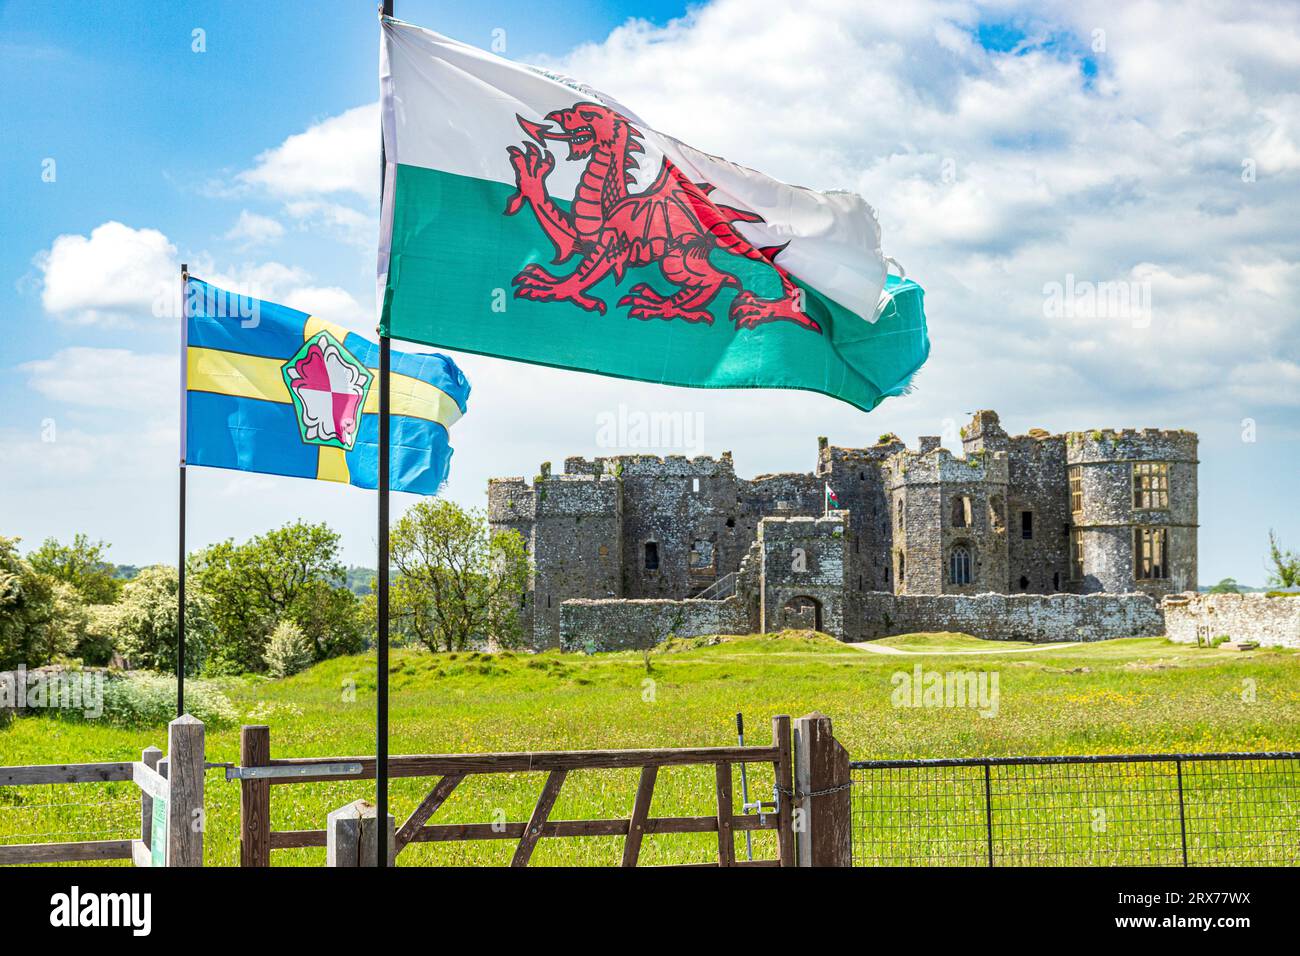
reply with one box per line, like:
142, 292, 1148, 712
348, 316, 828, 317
1065, 427, 1199, 463
556, 452, 737, 479
820, 439, 908, 471
887, 445, 1009, 485
757, 513, 846, 539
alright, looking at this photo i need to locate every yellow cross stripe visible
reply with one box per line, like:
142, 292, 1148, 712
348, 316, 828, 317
361, 369, 464, 426
186, 346, 463, 428
303, 315, 353, 344
187, 347, 290, 403
316, 446, 351, 483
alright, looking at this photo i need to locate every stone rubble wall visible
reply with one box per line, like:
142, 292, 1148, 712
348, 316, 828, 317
1162, 592, 1300, 648
855, 591, 1165, 643
558, 596, 753, 652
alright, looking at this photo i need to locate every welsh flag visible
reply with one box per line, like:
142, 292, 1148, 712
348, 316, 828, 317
378, 17, 929, 412
825, 483, 841, 510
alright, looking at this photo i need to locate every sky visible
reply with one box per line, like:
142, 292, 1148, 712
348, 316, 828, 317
2, 0, 1298, 587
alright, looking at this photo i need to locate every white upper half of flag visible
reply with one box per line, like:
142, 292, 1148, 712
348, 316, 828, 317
380, 17, 891, 321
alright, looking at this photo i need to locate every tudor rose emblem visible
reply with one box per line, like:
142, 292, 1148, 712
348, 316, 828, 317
281, 330, 372, 451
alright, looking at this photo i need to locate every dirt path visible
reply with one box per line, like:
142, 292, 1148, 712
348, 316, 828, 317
848, 641, 1075, 656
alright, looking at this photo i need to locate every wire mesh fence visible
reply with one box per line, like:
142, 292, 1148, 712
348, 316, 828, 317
0, 781, 140, 860
849, 752, 1300, 867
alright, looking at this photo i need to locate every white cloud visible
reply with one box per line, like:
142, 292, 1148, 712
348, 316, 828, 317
238, 103, 377, 199
21, 348, 175, 412
224, 210, 285, 248
283, 199, 376, 249
35, 221, 176, 326
541, 0, 1300, 420
31, 220, 375, 335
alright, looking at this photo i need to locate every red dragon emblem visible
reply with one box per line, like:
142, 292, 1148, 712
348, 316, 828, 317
504, 101, 820, 333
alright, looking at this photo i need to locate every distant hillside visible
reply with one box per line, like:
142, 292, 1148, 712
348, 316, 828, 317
344, 566, 375, 596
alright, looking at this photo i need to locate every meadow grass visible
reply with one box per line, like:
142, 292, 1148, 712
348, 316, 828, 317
1, 632, 1297, 866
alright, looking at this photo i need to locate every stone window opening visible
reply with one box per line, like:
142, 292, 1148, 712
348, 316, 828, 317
1052, 571, 1061, 591
1018, 575, 1030, 591
692, 477, 701, 494
896, 501, 905, 531
897, 551, 906, 585
1021, 510, 1034, 539
1133, 462, 1169, 510
949, 544, 973, 586
644, 541, 660, 571
726, 516, 736, 528
951, 495, 972, 528
1070, 529, 1084, 580
1135, 527, 1169, 580
1069, 465, 1084, 514
989, 496, 1005, 532
688, 538, 714, 569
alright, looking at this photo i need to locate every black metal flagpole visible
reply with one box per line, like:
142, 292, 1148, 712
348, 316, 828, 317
178, 262, 189, 718
376, 0, 394, 868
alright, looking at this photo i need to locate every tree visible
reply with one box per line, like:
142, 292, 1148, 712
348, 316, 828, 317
389, 500, 530, 652
1267, 530, 1299, 589
1207, 577, 1242, 594
0, 536, 68, 669
189, 521, 360, 673
109, 565, 211, 674
28, 533, 123, 604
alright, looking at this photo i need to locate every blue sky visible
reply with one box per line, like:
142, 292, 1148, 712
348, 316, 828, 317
3, 0, 1299, 587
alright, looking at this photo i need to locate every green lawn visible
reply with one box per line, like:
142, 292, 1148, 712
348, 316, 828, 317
2, 632, 1298, 866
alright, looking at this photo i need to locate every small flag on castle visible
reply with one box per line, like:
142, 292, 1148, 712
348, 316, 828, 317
825, 482, 840, 512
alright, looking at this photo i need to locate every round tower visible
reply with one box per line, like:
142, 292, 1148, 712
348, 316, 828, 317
1066, 428, 1198, 595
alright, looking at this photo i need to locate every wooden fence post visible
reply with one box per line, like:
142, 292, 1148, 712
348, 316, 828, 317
139, 745, 162, 853
166, 714, 204, 867
792, 712, 851, 867
240, 725, 271, 867
772, 715, 795, 867
327, 799, 394, 867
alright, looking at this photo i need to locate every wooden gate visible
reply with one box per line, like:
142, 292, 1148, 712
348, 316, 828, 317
239, 714, 796, 867
0, 714, 204, 867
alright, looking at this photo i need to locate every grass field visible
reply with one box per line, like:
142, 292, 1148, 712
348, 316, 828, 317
2, 632, 1298, 866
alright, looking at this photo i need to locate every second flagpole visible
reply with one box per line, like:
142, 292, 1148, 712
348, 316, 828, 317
376, 0, 395, 868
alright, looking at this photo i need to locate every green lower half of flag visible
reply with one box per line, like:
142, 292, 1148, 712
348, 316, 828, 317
382, 164, 928, 412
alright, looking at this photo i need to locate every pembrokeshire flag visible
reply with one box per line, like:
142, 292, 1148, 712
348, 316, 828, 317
378, 17, 929, 413
184, 278, 469, 494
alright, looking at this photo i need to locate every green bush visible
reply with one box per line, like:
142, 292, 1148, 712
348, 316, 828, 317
98, 672, 237, 728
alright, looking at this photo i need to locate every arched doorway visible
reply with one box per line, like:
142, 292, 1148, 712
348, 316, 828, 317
783, 595, 823, 632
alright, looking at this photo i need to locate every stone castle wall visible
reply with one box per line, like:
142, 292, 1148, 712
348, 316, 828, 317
856, 591, 1165, 643
558, 596, 752, 652
1162, 593, 1300, 648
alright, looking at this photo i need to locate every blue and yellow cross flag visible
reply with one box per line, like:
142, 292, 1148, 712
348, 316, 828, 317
183, 277, 469, 494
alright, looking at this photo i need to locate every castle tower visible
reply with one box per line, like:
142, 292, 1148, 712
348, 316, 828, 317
598, 453, 746, 600
965, 410, 1072, 594
887, 441, 1009, 595
488, 460, 623, 649
1065, 428, 1198, 595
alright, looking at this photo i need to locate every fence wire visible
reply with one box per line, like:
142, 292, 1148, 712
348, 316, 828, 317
0, 782, 139, 849
849, 753, 1300, 867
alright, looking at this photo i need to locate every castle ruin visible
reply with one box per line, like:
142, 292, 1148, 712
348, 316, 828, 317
488, 410, 1198, 649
